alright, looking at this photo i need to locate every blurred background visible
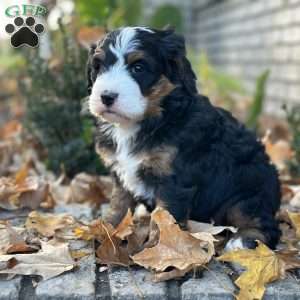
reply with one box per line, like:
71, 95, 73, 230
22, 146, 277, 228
0, 0, 299, 180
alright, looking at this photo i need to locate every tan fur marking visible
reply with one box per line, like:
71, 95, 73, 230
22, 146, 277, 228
226, 204, 266, 242
227, 204, 261, 229
145, 76, 176, 117
94, 47, 106, 61
127, 51, 145, 64
140, 145, 177, 176
95, 144, 114, 167
104, 180, 135, 226
237, 228, 266, 243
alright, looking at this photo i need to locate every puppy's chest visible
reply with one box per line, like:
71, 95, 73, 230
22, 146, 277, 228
97, 126, 176, 200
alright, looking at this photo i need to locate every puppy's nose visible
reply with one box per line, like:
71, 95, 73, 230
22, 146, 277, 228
101, 91, 118, 107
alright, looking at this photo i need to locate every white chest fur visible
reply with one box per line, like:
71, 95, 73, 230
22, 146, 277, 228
110, 125, 154, 200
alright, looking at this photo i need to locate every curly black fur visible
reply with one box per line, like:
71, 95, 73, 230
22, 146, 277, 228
88, 27, 281, 249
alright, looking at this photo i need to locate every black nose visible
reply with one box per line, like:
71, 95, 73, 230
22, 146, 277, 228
101, 91, 118, 106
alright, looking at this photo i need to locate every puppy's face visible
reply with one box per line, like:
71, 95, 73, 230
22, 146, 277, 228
87, 27, 196, 126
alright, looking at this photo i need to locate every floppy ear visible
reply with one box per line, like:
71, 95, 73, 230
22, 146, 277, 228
86, 43, 96, 95
159, 29, 197, 95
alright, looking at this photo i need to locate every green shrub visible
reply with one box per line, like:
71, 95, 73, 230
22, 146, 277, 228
75, 0, 142, 28
284, 105, 300, 177
149, 4, 183, 32
196, 52, 245, 110
246, 70, 269, 129
20, 22, 104, 177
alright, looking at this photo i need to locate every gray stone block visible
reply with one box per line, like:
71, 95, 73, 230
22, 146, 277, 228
35, 253, 96, 300
0, 276, 22, 300
181, 262, 235, 300
54, 203, 94, 222
108, 267, 167, 300
264, 276, 300, 300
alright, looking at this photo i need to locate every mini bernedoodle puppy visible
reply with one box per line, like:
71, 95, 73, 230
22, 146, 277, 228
87, 27, 281, 252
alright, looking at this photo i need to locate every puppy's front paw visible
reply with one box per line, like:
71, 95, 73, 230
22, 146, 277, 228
223, 237, 257, 273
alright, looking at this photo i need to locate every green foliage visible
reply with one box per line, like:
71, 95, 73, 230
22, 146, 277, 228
75, 0, 142, 28
0, 44, 26, 75
109, 0, 143, 28
149, 4, 183, 32
75, 0, 112, 26
246, 70, 270, 129
197, 52, 245, 109
284, 105, 300, 177
20, 22, 104, 177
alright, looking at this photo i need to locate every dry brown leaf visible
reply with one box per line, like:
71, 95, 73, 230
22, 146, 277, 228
0, 241, 74, 280
77, 26, 106, 48
188, 220, 237, 235
95, 219, 132, 266
74, 219, 114, 241
262, 131, 294, 171
132, 207, 214, 281
287, 211, 300, 238
0, 175, 48, 210
0, 120, 22, 140
218, 242, 300, 300
114, 209, 134, 240
25, 211, 76, 238
0, 224, 37, 255
290, 188, 300, 208
70, 173, 108, 206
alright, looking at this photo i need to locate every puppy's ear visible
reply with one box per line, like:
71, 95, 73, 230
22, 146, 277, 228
159, 29, 197, 95
86, 43, 96, 95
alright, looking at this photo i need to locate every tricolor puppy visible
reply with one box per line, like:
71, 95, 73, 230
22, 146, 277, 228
87, 27, 281, 251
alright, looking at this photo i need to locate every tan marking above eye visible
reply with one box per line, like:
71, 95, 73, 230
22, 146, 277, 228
126, 51, 146, 65
93, 47, 106, 60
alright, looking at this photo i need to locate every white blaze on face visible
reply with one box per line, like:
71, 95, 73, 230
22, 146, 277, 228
89, 27, 151, 125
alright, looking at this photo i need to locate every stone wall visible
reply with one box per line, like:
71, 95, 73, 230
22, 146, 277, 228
144, 0, 300, 115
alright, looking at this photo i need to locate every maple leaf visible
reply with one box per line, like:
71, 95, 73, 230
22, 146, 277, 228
132, 207, 215, 281
287, 211, 300, 238
96, 210, 134, 266
0, 241, 75, 280
0, 224, 38, 255
0, 172, 49, 210
188, 220, 237, 235
69, 173, 109, 206
25, 211, 77, 238
218, 242, 300, 300
262, 131, 294, 172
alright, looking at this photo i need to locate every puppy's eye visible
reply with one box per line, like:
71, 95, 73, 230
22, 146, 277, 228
130, 63, 144, 74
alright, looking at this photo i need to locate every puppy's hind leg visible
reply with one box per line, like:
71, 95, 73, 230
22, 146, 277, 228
224, 202, 280, 252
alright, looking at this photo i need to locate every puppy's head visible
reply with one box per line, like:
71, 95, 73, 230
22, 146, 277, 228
87, 27, 197, 126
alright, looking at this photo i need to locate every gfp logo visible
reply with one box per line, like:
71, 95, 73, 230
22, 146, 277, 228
4, 4, 47, 48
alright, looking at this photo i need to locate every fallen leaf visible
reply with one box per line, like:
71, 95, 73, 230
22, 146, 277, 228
290, 188, 300, 208
77, 26, 106, 48
0, 241, 75, 280
218, 242, 300, 300
188, 220, 237, 235
262, 131, 294, 172
132, 207, 214, 281
70, 173, 108, 206
0, 224, 37, 255
0, 175, 48, 210
0, 120, 22, 140
114, 209, 134, 240
287, 211, 300, 238
25, 211, 76, 238
96, 224, 132, 266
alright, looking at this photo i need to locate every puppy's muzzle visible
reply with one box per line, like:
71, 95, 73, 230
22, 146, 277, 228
101, 91, 118, 107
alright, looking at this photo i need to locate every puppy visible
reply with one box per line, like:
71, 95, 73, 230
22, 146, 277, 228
87, 27, 281, 251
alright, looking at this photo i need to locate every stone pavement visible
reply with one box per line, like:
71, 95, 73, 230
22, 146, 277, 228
1, 204, 300, 300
